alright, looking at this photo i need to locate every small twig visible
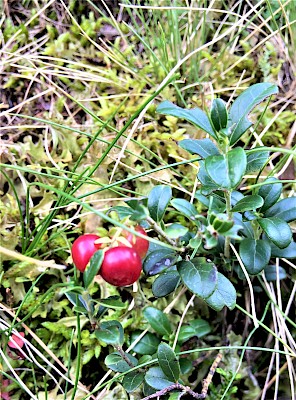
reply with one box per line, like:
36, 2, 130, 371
141, 353, 223, 400
146, 216, 185, 251
115, 346, 135, 368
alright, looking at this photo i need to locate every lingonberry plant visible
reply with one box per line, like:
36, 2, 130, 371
68, 82, 296, 398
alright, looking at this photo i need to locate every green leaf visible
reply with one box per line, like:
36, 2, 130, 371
143, 307, 172, 336
131, 331, 160, 355
152, 271, 181, 298
263, 265, 287, 281
258, 217, 292, 249
177, 258, 217, 299
157, 100, 217, 139
148, 185, 172, 222
270, 240, 296, 259
145, 366, 174, 390
122, 370, 145, 393
205, 147, 247, 189
178, 319, 211, 343
105, 352, 138, 372
197, 160, 219, 193
228, 83, 279, 145
95, 320, 124, 345
95, 297, 127, 309
165, 223, 188, 239
157, 343, 180, 382
265, 197, 296, 222
211, 98, 228, 131
246, 151, 269, 173
110, 206, 133, 219
83, 250, 104, 289
258, 177, 282, 212
179, 138, 220, 158
205, 273, 236, 311
232, 195, 264, 212
143, 249, 178, 276
239, 239, 271, 274
170, 198, 198, 219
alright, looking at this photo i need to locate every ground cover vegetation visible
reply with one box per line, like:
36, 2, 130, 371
0, 1, 295, 399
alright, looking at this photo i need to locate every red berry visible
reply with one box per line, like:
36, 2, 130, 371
71, 234, 101, 272
122, 225, 149, 259
100, 246, 142, 287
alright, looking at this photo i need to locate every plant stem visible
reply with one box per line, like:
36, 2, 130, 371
146, 216, 185, 251
224, 190, 232, 258
115, 345, 135, 368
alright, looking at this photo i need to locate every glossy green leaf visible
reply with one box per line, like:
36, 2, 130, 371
152, 271, 181, 298
165, 223, 188, 239
122, 370, 145, 393
145, 366, 174, 390
83, 250, 104, 289
270, 240, 296, 259
178, 319, 211, 343
95, 297, 126, 309
197, 160, 219, 193
265, 197, 296, 222
148, 185, 172, 222
205, 273, 236, 311
95, 320, 124, 345
211, 98, 228, 131
143, 249, 178, 276
239, 239, 271, 274
157, 100, 217, 139
105, 352, 138, 372
131, 331, 160, 355
157, 343, 180, 382
143, 307, 172, 336
205, 147, 247, 189
232, 195, 264, 212
263, 265, 287, 281
177, 258, 217, 299
258, 217, 292, 249
258, 177, 282, 212
246, 151, 269, 173
179, 138, 220, 158
228, 83, 278, 145
170, 198, 197, 219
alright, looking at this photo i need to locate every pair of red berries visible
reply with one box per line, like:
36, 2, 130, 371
71, 226, 149, 287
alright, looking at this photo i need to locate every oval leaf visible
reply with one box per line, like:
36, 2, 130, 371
211, 98, 228, 131
131, 331, 160, 355
178, 319, 211, 343
84, 250, 104, 289
145, 366, 174, 390
105, 352, 138, 373
265, 197, 296, 222
263, 265, 287, 282
152, 271, 181, 298
156, 100, 217, 139
157, 343, 180, 382
122, 370, 145, 393
143, 249, 178, 276
258, 217, 292, 249
239, 238, 271, 275
143, 307, 172, 336
148, 185, 172, 222
177, 258, 217, 299
179, 138, 220, 158
246, 151, 269, 173
95, 320, 124, 345
258, 177, 282, 212
205, 273, 236, 311
170, 198, 198, 219
232, 195, 264, 212
270, 240, 296, 259
229, 83, 278, 145
205, 147, 247, 189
